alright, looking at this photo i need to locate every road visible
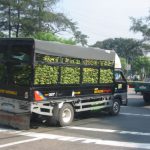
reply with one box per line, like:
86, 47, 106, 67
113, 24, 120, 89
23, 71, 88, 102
0, 92, 150, 150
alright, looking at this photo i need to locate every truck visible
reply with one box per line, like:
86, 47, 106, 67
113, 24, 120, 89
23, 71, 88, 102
0, 38, 127, 129
134, 78, 150, 103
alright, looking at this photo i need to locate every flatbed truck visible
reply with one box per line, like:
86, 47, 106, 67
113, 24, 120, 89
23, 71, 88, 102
0, 38, 127, 129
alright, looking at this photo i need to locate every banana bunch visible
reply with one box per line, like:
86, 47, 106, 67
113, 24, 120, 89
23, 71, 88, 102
34, 65, 58, 84
83, 59, 98, 65
43, 56, 59, 63
100, 69, 113, 83
34, 55, 114, 85
100, 60, 114, 67
61, 67, 80, 84
83, 68, 98, 84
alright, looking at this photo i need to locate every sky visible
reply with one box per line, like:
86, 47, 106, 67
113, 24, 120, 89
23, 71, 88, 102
57, 0, 150, 45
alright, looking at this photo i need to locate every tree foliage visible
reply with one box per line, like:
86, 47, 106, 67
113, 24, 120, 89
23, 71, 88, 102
130, 11, 150, 41
92, 38, 143, 64
130, 11, 150, 78
0, 32, 5, 37
120, 57, 127, 73
132, 56, 150, 79
0, 0, 88, 45
33, 32, 76, 45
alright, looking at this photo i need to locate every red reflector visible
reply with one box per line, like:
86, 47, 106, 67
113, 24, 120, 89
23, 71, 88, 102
34, 91, 44, 101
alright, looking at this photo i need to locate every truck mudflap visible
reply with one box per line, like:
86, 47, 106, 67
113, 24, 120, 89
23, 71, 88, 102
0, 111, 30, 130
0, 97, 31, 130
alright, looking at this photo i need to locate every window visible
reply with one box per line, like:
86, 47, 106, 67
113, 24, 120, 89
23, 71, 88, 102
0, 44, 33, 86
9, 45, 32, 85
115, 71, 125, 82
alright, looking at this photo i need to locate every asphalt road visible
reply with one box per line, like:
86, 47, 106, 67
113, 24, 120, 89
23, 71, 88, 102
0, 92, 150, 150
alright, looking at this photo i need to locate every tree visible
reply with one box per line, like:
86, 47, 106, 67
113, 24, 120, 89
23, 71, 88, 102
0, 32, 5, 37
132, 56, 150, 79
92, 38, 143, 64
33, 32, 76, 45
0, 0, 31, 37
0, 0, 88, 46
73, 30, 88, 46
0, 0, 11, 37
120, 57, 127, 74
130, 12, 150, 78
130, 11, 150, 41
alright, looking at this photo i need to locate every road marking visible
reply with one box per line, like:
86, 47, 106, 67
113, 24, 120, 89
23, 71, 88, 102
0, 128, 22, 134
64, 126, 150, 136
0, 137, 43, 148
11, 132, 150, 149
120, 113, 150, 117
0, 128, 150, 149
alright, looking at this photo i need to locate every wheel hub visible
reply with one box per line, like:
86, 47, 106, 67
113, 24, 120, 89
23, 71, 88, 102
62, 108, 72, 123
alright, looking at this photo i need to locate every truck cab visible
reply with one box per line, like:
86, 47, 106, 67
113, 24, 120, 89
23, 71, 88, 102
114, 54, 128, 105
114, 69, 128, 105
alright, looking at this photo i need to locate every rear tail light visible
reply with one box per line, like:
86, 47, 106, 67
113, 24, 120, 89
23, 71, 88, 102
103, 89, 112, 93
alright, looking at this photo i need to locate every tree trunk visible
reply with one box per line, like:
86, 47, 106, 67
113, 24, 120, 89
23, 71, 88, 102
8, 4, 11, 38
16, 0, 20, 37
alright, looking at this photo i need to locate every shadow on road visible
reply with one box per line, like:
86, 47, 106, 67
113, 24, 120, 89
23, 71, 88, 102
128, 93, 144, 107
127, 92, 150, 108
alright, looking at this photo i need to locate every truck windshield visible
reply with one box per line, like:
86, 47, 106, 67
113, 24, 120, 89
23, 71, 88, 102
0, 44, 33, 86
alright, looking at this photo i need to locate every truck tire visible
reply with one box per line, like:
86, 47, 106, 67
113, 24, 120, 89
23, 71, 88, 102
143, 93, 150, 103
48, 104, 59, 126
58, 103, 74, 127
109, 99, 120, 115
31, 112, 39, 122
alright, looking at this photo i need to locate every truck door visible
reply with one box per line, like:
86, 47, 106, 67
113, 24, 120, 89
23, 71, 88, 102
114, 70, 128, 105
0, 38, 34, 129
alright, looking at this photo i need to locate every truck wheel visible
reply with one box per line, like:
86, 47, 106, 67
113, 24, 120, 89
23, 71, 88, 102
31, 113, 39, 122
109, 99, 120, 115
48, 104, 59, 126
143, 93, 150, 103
58, 103, 74, 127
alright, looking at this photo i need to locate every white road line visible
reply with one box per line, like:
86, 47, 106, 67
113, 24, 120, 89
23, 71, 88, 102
0, 137, 43, 148
0, 128, 150, 149
120, 112, 150, 117
10, 132, 150, 149
64, 126, 150, 136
